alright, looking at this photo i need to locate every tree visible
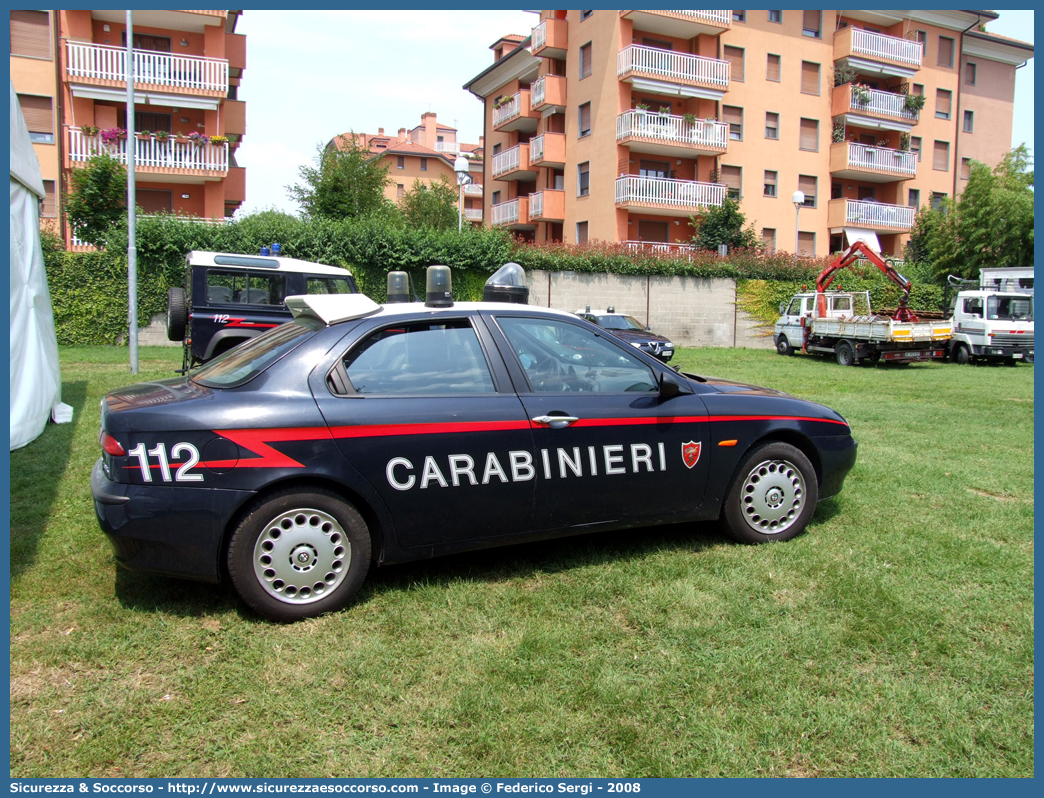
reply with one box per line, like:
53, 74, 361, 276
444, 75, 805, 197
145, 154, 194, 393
399, 176, 460, 230
905, 145, 1034, 280
689, 195, 760, 252
65, 152, 126, 247
287, 138, 391, 219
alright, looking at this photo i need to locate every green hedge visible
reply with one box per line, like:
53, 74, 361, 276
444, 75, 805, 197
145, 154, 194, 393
44, 213, 945, 345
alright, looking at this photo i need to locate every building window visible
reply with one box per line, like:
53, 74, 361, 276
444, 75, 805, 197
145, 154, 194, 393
733, 11, 745, 22
10, 10, 51, 59
765, 112, 779, 139
723, 45, 744, 81
800, 61, 820, 95
802, 10, 821, 38
492, 143, 501, 156
18, 94, 53, 144
915, 30, 927, 55
831, 183, 843, 200
798, 175, 817, 207
768, 10, 782, 24
912, 83, 924, 97
576, 221, 588, 243
41, 180, 56, 218
579, 42, 592, 79
420, 158, 428, 171
963, 110, 974, 133
491, 190, 501, 206
930, 192, 946, 211
580, 10, 593, 21
938, 36, 955, 68
965, 62, 977, 85
723, 105, 743, 141
961, 158, 972, 180
720, 165, 741, 200
766, 53, 780, 81
764, 170, 777, 197
798, 231, 815, 257
397, 156, 404, 169
908, 188, 920, 208
910, 136, 922, 162
933, 140, 950, 172
936, 89, 952, 119
578, 102, 591, 137
799, 118, 818, 152
761, 228, 776, 253
396, 184, 405, 198
638, 159, 669, 178
638, 220, 669, 243
577, 162, 590, 196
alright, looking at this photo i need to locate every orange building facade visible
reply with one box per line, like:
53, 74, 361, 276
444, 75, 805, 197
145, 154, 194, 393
10, 9, 247, 246
466, 10, 1031, 258
330, 112, 485, 223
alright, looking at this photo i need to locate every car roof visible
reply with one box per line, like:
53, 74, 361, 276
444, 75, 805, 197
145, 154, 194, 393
186, 251, 353, 277
287, 295, 580, 327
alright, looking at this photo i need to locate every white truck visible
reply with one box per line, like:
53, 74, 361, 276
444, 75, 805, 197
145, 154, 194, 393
948, 284, 1033, 365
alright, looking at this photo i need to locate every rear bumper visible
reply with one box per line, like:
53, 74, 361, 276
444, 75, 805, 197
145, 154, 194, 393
92, 458, 254, 583
813, 434, 858, 501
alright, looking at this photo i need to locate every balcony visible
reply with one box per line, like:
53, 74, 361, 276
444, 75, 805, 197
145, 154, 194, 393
833, 84, 918, 132
493, 90, 539, 133
620, 10, 731, 38
531, 18, 567, 59
463, 208, 483, 222
65, 41, 228, 98
434, 141, 459, 154
623, 240, 696, 257
531, 74, 567, 112
618, 45, 729, 97
530, 132, 566, 168
617, 110, 728, 157
834, 26, 922, 77
828, 198, 915, 232
529, 190, 565, 222
491, 196, 533, 230
68, 129, 229, 179
615, 176, 725, 216
491, 144, 537, 182
830, 142, 917, 182
463, 183, 484, 197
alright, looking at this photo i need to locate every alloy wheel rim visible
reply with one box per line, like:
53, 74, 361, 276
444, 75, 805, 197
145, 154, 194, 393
740, 459, 806, 534
252, 508, 349, 604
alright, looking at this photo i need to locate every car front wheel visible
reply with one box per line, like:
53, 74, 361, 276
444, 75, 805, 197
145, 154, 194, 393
227, 487, 371, 622
721, 442, 819, 544
775, 336, 794, 356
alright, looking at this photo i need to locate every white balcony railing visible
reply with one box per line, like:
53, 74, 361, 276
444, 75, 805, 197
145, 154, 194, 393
463, 208, 483, 221
492, 145, 521, 178
532, 20, 548, 51
615, 176, 726, 208
532, 76, 546, 108
69, 129, 229, 173
492, 199, 520, 226
848, 85, 919, 121
846, 142, 918, 176
618, 45, 729, 88
66, 41, 228, 93
434, 141, 458, 154
623, 240, 696, 257
463, 183, 484, 197
493, 92, 522, 127
851, 28, 923, 68
845, 199, 915, 229
529, 192, 544, 219
530, 134, 546, 163
617, 110, 728, 149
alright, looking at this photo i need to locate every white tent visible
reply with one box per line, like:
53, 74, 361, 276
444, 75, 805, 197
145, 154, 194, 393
10, 79, 64, 450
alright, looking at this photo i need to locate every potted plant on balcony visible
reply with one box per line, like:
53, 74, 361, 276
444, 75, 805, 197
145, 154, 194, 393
100, 128, 126, 150
898, 133, 911, 152
850, 83, 871, 107
683, 112, 698, 126
903, 93, 925, 114
187, 131, 211, 147
154, 130, 170, 142
832, 119, 845, 143
81, 125, 99, 138
136, 130, 152, 140
209, 135, 228, 145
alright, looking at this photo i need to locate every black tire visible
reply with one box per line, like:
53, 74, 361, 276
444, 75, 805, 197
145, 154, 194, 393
775, 335, 794, 356
227, 487, 371, 622
166, 287, 187, 342
721, 442, 819, 545
953, 343, 971, 365
868, 350, 881, 363
836, 341, 855, 367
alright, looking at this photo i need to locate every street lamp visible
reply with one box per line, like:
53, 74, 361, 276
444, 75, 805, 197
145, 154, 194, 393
792, 190, 805, 255
454, 155, 472, 232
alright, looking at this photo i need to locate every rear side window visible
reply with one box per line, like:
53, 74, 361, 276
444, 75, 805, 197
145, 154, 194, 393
192, 317, 324, 388
307, 276, 356, 295
206, 270, 287, 306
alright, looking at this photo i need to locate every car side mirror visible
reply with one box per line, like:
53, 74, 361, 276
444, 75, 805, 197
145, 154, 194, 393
779, 302, 787, 315
658, 371, 686, 400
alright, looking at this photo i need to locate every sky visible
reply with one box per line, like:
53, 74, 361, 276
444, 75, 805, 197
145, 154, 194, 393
233, 9, 1035, 217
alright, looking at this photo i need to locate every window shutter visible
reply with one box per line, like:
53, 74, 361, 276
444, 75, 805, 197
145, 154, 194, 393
933, 140, 949, 171
41, 180, 56, 218
798, 174, 817, 205
800, 61, 819, 95
761, 228, 776, 252
720, 165, 741, 198
580, 43, 592, 79
723, 45, 744, 81
766, 53, 780, 81
802, 10, 820, 36
10, 10, 50, 59
798, 231, 815, 256
136, 190, 174, 214
799, 118, 818, 151
936, 89, 951, 118
18, 94, 53, 134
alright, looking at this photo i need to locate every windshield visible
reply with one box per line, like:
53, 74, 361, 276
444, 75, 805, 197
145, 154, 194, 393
987, 295, 1033, 321
192, 317, 324, 388
596, 314, 646, 331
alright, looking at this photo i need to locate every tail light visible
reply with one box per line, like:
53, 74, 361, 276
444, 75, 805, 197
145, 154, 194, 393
99, 430, 125, 456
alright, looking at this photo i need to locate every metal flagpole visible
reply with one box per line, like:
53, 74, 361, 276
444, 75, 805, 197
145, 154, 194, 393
126, 10, 139, 373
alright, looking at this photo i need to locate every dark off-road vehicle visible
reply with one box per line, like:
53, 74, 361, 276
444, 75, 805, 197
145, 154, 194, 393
166, 250, 360, 370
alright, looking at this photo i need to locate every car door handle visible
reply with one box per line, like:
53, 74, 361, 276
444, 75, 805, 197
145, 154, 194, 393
532, 415, 579, 429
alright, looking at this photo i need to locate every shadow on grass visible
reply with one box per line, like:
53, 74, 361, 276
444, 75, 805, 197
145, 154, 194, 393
10, 380, 87, 580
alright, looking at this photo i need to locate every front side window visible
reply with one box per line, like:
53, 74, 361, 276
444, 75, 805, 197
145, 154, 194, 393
497, 317, 657, 394
340, 320, 494, 396
963, 297, 983, 317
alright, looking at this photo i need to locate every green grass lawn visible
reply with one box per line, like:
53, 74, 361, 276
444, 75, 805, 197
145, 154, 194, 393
10, 345, 1034, 778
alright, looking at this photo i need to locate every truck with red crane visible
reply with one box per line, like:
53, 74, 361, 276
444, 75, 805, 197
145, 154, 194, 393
773, 241, 953, 366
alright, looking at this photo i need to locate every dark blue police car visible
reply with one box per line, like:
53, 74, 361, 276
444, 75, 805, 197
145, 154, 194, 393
93, 269, 857, 621
576, 308, 675, 362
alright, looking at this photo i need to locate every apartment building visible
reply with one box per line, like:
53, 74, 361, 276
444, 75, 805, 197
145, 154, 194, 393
465, 10, 1032, 258
330, 112, 485, 222
10, 9, 247, 246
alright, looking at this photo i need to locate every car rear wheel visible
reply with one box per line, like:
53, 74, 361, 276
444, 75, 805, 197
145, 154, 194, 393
776, 336, 794, 356
836, 341, 855, 367
721, 442, 819, 545
227, 487, 371, 622
166, 287, 187, 342
953, 344, 971, 365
